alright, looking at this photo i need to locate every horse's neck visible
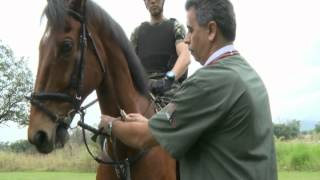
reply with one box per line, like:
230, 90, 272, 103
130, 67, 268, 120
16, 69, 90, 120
93, 30, 154, 117
95, 59, 154, 117
133, 94, 155, 118
91, 20, 156, 162
96, 85, 153, 117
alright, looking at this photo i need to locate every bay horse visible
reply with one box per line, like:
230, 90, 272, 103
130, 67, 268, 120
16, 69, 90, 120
27, 0, 176, 179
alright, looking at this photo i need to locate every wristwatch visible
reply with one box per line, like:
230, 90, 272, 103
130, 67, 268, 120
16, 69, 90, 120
165, 71, 176, 81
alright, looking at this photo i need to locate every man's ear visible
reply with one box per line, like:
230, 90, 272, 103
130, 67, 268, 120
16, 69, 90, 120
69, 0, 86, 13
207, 21, 217, 41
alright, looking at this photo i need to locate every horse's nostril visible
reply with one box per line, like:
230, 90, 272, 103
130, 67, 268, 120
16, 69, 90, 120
33, 130, 53, 154
34, 130, 48, 146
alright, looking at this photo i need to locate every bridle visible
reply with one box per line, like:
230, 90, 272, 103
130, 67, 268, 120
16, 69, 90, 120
26, 3, 150, 180
26, 6, 105, 128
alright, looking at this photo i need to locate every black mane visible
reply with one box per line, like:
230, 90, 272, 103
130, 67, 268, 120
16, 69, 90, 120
44, 0, 148, 95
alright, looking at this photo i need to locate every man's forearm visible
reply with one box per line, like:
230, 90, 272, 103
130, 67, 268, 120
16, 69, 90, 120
172, 42, 190, 79
111, 120, 158, 149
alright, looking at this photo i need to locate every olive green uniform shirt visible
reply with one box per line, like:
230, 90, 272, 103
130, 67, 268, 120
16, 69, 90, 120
149, 55, 278, 180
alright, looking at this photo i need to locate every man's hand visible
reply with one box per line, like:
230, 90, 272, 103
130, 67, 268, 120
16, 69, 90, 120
99, 113, 148, 131
149, 77, 174, 95
125, 113, 149, 122
99, 114, 156, 148
99, 115, 119, 128
99, 115, 120, 136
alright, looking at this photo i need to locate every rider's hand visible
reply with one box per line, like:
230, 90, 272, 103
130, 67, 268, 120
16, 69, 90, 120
99, 115, 120, 131
125, 113, 149, 122
149, 77, 174, 95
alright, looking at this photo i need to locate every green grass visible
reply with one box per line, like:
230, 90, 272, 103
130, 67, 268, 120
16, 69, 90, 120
279, 171, 320, 180
1, 137, 320, 179
276, 140, 320, 171
1, 171, 320, 180
0, 172, 95, 180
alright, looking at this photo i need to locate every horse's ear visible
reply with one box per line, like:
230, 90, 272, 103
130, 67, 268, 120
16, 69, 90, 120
69, 0, 86, 13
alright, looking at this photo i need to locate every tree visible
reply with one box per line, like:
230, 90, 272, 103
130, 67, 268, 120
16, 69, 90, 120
0, 40, 33, 126
9, 140, 36, 153
0, 140, 36, 153
315, 121, 320, 133
273, 119, 300, 140
0, 141, 10, 151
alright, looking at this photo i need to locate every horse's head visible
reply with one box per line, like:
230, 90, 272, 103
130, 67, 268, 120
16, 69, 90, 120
28, 0, 105, 153
29, 0, 148, 154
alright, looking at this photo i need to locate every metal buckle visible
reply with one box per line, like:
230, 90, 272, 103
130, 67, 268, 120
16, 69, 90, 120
75, 94, 82, 101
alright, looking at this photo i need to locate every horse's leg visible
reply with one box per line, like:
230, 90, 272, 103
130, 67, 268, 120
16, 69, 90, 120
96, 164, 118, 180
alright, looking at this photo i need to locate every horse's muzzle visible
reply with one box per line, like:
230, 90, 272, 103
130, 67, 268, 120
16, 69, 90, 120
32, 130, 54, 154
31, 124, 69, 154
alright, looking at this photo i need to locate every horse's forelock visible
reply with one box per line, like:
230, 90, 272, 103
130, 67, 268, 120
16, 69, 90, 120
43, 0, 68, 31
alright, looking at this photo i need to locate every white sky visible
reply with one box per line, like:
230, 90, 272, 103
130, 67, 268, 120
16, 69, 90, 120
0, 0, 319, 142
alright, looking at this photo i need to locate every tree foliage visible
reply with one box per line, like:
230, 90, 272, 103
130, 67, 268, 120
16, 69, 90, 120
0, 141, 10, 151
273, 119, 300, 140
315, 121, 320, 133
0, 140, 36, 153
0, 40, 33, 126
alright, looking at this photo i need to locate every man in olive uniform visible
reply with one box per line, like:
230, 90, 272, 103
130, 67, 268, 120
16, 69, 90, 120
100, 0, 278, 179
131, 0, 190, 104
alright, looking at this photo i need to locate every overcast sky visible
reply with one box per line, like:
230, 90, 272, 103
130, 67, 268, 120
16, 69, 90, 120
0, 0, 319, 142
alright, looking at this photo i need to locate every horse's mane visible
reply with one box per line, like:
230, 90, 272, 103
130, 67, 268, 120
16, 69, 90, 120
43, 0, 148, 96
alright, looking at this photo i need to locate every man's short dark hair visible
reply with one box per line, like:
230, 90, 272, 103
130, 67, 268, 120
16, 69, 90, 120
185, 0, 236, 42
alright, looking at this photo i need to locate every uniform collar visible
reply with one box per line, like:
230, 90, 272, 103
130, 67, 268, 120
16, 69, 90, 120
204, 45, 236, 66
150, 17, 167, 25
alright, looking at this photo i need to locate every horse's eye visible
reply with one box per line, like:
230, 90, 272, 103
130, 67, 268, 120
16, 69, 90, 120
60, 40, 73, 55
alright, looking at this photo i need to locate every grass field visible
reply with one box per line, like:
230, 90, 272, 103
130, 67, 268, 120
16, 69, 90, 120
0, 172, 95, 180
1, 171, 320, 180
279, 171, 320, 180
